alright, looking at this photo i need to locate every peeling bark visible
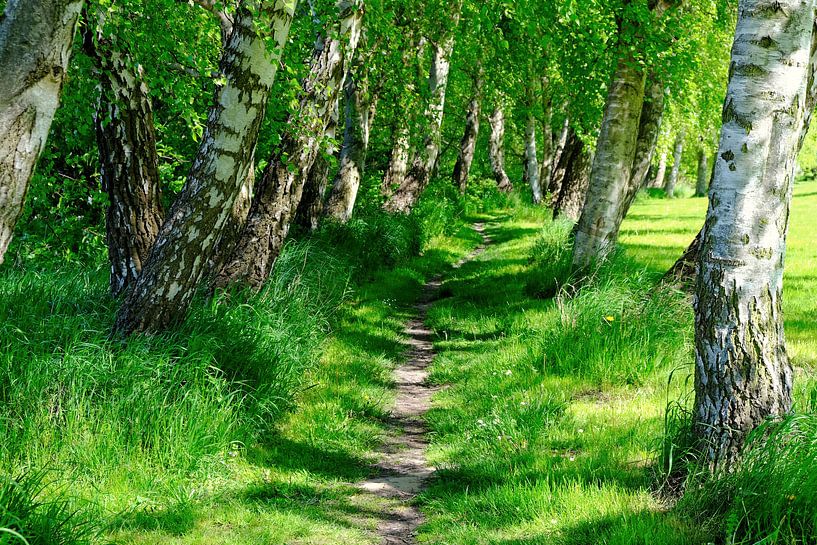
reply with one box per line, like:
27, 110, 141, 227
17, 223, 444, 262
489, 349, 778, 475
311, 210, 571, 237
85, 29, 165, 297
665, 129, 685, 198
0, 0, 84, 264
488, 106, 513, 193
693, 0, 817, 468
215, 0, 363, 289
452, 68, 483, 194
113, 2, 296, 335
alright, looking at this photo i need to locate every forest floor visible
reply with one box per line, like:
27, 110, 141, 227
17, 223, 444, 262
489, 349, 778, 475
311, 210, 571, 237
108, 182, 817, 544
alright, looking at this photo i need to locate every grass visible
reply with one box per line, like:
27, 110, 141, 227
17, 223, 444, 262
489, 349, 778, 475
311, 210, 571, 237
415, 180, 817, 544
2, 177, 816, 544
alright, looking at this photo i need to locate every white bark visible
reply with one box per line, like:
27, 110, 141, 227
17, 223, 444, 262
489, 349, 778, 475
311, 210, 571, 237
489, 106, 512, 192
525, 113, 542, 203
665, 129, 685, 198
114, 1, 296, 335
693, 0, 817, 467
653, 150, 668, 188
0, 0, 84, 264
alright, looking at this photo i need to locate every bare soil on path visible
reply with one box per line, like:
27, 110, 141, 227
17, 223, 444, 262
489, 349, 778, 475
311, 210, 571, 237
356, 223, 491, 544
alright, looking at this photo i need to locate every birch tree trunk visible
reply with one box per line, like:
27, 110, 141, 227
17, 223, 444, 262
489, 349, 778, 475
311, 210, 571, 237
382, 37, 425, 199
294, 96, 340, 231
539, 88, 554, 194
629, 77, 665, 192
452, 69, 483, 194
488, 106, 513, 193
695, 146, 709, 197
384, 2, 462, 213
665, 129, 685, 198
0, 0, 84, 264
86, 31, 165, 297
324, 68, 375, 223
113, 2, 296, 335
693, 0, 817, 468
550, 116, 570, 188
215, 0, 363, 289
524, 113, 542, 203
552, 132, 592, 221
572, 53, 646, 270
652, 150, 668, 188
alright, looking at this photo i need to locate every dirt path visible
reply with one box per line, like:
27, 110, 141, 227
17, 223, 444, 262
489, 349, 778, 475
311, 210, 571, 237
357, 223, 491, 544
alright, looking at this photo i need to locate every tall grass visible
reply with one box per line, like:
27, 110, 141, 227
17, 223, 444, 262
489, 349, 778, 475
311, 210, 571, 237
678, 413, 817, 544
0, 191, 467, 543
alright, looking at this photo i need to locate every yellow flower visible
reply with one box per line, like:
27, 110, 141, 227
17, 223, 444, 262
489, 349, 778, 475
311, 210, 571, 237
604, 315, 616, 323
788, 495, 797, 501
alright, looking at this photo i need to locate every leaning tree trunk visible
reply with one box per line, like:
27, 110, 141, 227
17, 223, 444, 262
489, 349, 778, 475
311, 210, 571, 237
384, 2, 462, 213
113, 3, 296, 335
693, 0, 817, 469
652, 150, 668, 188
324, 67, 375, 223
524, 112, 542, 203
215, 0, 363, 289
695, 147, 709, 197
86, 32, 165, 297
488, 106, 513, 193
572, 53, 646, 270
0, 0, 83, 264
552, 132, 592, 221
452, 69, 483, 194
665, 129, 685, 198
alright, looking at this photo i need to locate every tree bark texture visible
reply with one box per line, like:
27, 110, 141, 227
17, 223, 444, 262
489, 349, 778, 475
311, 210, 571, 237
629, 77, 665, 191
552, 132, 591, 222
524, 112, 542, 203
383, 2, 462, 213
695, 146, 710, 197
572, 53, 646, 270
665, 129, 685, 198
216, 0, 363, 289
294, 95, 340, 231
0, 0, 84, 264
547, 116, 570, 199
87, 34, 165, 297
488, 106, 513, 193
324, 67, 375, 222
113, 2, 296, 335
693, 0, 817, 468
452, 70, 483, 194
539, 89, 554, 197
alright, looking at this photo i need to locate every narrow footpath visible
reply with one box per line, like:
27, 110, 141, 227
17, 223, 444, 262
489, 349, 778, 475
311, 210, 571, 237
357, 223, 492, 544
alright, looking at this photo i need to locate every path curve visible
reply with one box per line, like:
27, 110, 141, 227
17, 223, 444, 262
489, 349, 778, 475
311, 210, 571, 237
357, 223, 491, 544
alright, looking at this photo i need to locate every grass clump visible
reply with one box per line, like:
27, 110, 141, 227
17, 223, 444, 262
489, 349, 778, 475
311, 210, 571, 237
524, 218, 575, 299
678, 414, 817, 544
0, 469, 94, 545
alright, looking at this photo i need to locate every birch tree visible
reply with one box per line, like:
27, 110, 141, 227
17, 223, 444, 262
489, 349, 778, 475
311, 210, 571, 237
452, 68, 483, 194
488, 106, 513, 193
693, 0, 817, 467
113, 1, 296, 335
84, 19, 165, 297
215, 0, 364, 289
0, 0, 84, 264
665, 128, 685, 198
384, 1, 463, 213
